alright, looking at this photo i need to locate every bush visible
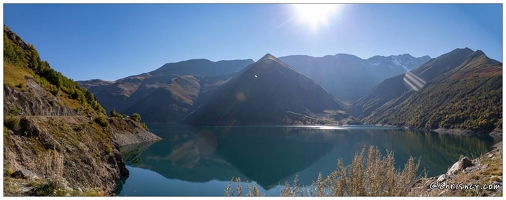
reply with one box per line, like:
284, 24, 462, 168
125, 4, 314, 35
110, 108, 119, 117
141, 123, 149, 131
4, 115, 19, 130
94, 115, 109, 127
9, 107, 20, 115
131, 113, 141, 122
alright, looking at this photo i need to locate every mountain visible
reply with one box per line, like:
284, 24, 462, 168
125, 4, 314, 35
3, 25, 160, 195
353, 48, 502, 133
184, 54, 357, 126
80, 53, 429, 123
78, 59, 254, 117
279, 53, 430, 102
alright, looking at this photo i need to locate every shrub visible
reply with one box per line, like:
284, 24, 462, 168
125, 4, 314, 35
141, 123, 149, 131
94, 115, 109, 127
4, 115, 19, 130
9, 107, 20, 115
105, 145, 113, 154
110, 108, 119, 117
131, 113, 141, 122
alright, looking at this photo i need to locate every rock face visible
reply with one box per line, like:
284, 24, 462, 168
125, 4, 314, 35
4, 116, 126, 193
4, 77, 77, 116
184, 54, 351, 125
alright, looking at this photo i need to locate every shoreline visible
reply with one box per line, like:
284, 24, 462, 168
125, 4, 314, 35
409, 140, 503, 196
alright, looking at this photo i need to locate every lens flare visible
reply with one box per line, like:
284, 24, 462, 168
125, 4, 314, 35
292, 4, 340, 30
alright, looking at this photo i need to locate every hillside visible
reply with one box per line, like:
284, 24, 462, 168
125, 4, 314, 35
184, 54, 358, 125
280, 53, 430, 102
3, 25, 161, 196
353, 48, 502, 133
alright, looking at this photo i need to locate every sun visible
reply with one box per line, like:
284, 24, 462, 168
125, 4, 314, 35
292, 4, 340, 30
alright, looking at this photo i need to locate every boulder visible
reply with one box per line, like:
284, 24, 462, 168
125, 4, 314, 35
437, 174, 446, 182
11, 169, 38, 179
446, 156, 473, 175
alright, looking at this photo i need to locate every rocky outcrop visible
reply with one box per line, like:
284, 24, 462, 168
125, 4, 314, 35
4, 116, 127, 194
109, 117, 162, 146
4, 77, 77, 116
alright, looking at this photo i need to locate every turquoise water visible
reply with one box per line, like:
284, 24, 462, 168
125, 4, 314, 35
116, 124, 500, 196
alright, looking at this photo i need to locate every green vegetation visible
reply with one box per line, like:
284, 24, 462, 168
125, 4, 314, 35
141, 123, 149, 131
356, 50, 502, 133
4, 115, 20, 130
386, 76, 502, 132
94, 115, 109, 127
225, 146, 422, 196
110, 109, 149, 131
110, 108, 128, 119
131, 113, 141, 122
4, 29, 106, 115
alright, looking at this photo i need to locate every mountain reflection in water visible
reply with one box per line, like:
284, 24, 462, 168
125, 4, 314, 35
117, 124, 500, 196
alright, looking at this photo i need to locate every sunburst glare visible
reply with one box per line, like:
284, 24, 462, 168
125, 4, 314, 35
292, 4, 341, 31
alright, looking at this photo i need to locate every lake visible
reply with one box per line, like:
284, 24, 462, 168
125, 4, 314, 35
115, 124, 501, 196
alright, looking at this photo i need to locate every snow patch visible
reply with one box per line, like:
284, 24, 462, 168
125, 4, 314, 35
402, 65, 409, 71
392, 58, 401, 66
370, 62, 380, 66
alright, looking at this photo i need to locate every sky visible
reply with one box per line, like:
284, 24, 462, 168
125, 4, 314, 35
3, 3, 503, 81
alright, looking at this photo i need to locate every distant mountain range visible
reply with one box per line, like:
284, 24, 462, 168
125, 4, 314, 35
79, 47, 501, 132
79, 52, 429, 124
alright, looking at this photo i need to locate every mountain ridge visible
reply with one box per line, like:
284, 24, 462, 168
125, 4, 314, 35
79, 52, 429, 122
354, 47, 502, 133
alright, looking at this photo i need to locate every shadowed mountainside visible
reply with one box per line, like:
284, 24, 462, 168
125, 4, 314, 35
353, 48, 502, 133
280, 54, 430, 102
184, 54, 356, 125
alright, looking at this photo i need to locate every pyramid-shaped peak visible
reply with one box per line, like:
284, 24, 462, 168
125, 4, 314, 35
254, 53, 293, 70
258, 53, 277, 62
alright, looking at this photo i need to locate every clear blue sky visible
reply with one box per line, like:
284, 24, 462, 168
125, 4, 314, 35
3, 3, 502, 81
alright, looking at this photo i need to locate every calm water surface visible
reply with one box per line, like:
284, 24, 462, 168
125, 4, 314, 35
115, 124, 501, 196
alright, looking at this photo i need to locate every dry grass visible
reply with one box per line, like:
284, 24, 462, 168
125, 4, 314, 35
280, 146, 421, 196
3, 61, 33, 88
225, 145, 422, 196
225, 177, 262, 197
40, 150, 64, 178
